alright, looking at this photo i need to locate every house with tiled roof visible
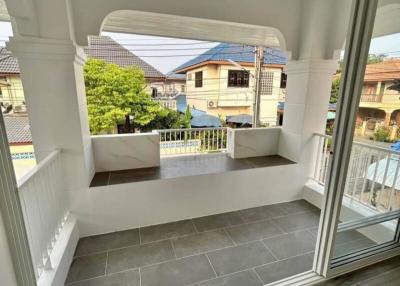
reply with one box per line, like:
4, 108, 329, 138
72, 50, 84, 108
0, 48, 25, 107
85, 36, 165, 81
355, 59, 400, 131
174, 43, 287, 125
0, 36, 166, 107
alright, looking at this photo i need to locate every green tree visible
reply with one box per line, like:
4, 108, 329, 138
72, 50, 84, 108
367, 54, 387, 64
330, 77, 341, 104
84, 58, 159, 134
139, 108, 186, 132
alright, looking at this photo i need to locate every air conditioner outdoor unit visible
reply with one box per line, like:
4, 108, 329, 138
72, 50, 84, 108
207, 100, 217, 108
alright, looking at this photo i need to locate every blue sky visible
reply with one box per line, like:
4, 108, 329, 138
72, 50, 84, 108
1, 21, 399, 73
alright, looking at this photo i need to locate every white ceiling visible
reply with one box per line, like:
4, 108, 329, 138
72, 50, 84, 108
103, 10, 283, 48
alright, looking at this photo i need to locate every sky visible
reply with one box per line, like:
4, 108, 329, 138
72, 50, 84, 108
1, 21, 400, 74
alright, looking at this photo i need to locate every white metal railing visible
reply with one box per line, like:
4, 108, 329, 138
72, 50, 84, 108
312, 133, 400, 213
154, 98, 177, 110
157, 127, 228, 156
17, 150, 68, 279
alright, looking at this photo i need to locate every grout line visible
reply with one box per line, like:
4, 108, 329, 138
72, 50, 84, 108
139, 228, 142, 245
252, 268, 265, 284
104, 251, 109, 275
260, 240, 279, 261
222, 228, 237, 246
191, 219, 200, 233
139, 267, 142, 286
170, 239, 178, 259
107, 172, 111, 185
205, 253, 218, 278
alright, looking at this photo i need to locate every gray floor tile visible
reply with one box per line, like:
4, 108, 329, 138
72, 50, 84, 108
140, 220, 196, 244
107, 240, 175, 274
75, 229, 140, 256
272, 211, 320, 232
262, 230, 316, 260
192, 269, 263, 286
66, 269, 140, 286
171, 229, 234, 258
255, 253, 314, 284
140, 254, 215, 286
226, 220, 284, 244
334, 230, 367, 245
66, 253, 107, 283
207, 241, 276, 276
239, 204, 287, 223
277, 200, 319, 214
193, 212, 245, 232
333, 238, 376, 258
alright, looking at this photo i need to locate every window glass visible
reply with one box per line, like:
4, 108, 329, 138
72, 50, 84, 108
195, 71, 203, 88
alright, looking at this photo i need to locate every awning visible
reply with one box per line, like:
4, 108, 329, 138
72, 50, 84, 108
226, 114, 252, 125
191, 114, 222, 127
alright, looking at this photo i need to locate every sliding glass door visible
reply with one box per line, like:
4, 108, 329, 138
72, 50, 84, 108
315, 0, 400, 278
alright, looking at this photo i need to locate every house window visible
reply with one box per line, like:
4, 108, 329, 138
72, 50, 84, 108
227, 70, 249, 87
280, 73, 287, 89
260, 71, 274, 95
195, 71, 203, 88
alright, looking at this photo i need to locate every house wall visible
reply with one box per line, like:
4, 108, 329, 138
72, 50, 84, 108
0, 75, 25, 106
185, 64, 282, 126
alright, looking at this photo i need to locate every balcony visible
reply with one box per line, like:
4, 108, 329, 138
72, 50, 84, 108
360, 94, 383, 103
2, 1, 400, 286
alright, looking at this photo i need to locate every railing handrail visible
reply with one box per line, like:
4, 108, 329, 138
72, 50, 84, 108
156, 127, 227, 132
314, 133, 400, 155
17, 150, 60, 188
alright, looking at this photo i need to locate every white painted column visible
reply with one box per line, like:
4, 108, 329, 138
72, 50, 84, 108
7, 37, 95, 190
278, 59, 338, 165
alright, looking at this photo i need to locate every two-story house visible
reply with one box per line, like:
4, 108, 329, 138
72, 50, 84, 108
357, 59, 400, 129
174, 43, 287, 126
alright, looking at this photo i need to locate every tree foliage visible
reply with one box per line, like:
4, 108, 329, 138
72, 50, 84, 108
84, 59, 161, 134
330, 78, 341, 104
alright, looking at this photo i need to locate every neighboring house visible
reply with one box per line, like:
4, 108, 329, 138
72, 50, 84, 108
84, 36, 166, 96
3, 114, 36, 178
0, 37, 166, 109
0, 48, 25, 108
174, 43, 287, 126
357, 59, 400, 130
151, 71, 186, 98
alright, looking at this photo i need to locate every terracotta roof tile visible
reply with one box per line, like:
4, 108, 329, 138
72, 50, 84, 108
364, 59, 400, 82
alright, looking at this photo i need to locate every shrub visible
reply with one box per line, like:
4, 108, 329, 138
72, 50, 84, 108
374, 126, 391, 142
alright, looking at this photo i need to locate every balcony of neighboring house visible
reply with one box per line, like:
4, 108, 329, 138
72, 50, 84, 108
2, 1, 400, 286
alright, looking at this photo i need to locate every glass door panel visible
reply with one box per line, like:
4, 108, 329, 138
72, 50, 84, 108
331, 0, 400, 264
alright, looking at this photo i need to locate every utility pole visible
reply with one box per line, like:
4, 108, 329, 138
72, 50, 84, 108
253, 46, 264, 128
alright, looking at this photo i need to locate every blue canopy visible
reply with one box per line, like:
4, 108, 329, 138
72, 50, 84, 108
176, 94, 206, 117
391, 142, 400, 152
191, 114, 222, 127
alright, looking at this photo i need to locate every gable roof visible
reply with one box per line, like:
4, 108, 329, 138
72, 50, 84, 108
0, 48, 19, 74
166, 71, 186, 81
364, 59, 400, 82
174, 43, 287, 73
4, 115, 32, 144
85, 36, 165, 80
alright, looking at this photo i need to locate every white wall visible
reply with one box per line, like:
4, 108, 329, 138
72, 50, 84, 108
227, 127, 281, 159
0, 211, 17, 286
92, 133, 160, 172
69, 163, 305, 236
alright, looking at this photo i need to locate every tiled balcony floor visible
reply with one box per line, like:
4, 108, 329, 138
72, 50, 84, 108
90, 153, 294, 187
65, 200, 375, 286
